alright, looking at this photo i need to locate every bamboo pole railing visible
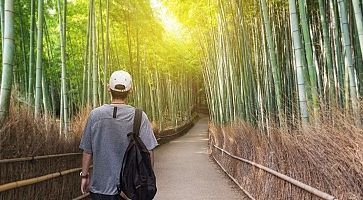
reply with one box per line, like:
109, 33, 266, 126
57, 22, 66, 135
0, 115, 198, 197
156, 114, 198, 141
0, 167, 82, 192
212, 144, 336, 200
0, 114, 199, 165
0, 153, 81, 164
211, 154, 255, 200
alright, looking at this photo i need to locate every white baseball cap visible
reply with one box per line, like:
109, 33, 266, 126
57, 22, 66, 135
109, 70, 132, 92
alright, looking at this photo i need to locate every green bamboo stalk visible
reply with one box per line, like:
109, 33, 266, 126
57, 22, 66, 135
289, 0, 309, 124
60, 85, 63, 135
92, 0, 98, 108
104, 0, 109, 104
57, 0, 69, 135
330, 0, 345, 108
18, 3, 28, 96
50, 83, 56, 116
98, 0, 105, 104
352, 0, 363, 61
318, 0, 335, 105
34, 0, 44, 118
41, 70, 51, 120
87, 0, 92, 106
260, 0, 283, 124
0, 0, 4, 52
82, 16, 90, 106
0, 0, 14, 121
298, 0, 319, 116
28, 0, 35, 104
337, 0, 360, 124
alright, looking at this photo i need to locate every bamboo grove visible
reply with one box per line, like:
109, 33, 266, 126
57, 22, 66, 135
0, 0, 200, 135
196, 0, 363, 129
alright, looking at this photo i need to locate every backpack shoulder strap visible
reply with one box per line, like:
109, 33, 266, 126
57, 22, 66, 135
133, 108, 142, 137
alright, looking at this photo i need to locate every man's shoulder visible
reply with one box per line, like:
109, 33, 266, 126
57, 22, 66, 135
90, 105, 108, 115
88, 105, 112, 119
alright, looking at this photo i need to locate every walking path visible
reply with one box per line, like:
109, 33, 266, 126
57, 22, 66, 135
154, 116, 248, 200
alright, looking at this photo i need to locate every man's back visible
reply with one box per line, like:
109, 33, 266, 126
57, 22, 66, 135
80, 104, 158, 195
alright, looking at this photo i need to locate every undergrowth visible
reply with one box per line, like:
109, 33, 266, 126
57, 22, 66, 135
210, 108, 363, 199
0, 104, 88, 159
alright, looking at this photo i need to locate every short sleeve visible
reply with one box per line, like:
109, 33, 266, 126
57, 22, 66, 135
79, 111, 94, 154
139, 112, 158, 150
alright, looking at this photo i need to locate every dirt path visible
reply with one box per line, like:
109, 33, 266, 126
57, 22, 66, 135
154, 116, 248, 200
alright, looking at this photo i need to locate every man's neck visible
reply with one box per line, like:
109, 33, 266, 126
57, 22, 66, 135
111, 100, 127, 105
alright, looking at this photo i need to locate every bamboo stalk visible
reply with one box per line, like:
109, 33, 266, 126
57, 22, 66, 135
289, 0, 309, 123
34, 0, 44, 118
0, 0, 14, 121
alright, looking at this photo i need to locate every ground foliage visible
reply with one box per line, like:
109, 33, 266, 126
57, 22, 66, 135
210, 108, 363, 199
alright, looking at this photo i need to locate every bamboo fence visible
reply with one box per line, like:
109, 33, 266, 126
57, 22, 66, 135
212, 145, 336, 200
0, 116, 198, 199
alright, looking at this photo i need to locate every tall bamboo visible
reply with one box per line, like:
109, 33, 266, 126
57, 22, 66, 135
92, 0, 98, 108
298, 0, 319, 115
87, 0, 92, 106
34, 0, 44, 117
318, 0, 335, 105
82, 17, 90, 106
337, 0, 360, 124
18, 3, 28, 95
28, 0, 35, 104
330, 0, 344, 107
260, 0, 283, 124
0, 0, 4, 51
289, 0, 309, 123
103, 0, 110, 104
352, 0, 363, 60
57, 0, 69, 135
0, 0, 14, 121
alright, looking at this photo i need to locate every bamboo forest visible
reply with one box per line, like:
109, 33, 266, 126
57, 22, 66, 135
0, 0, 362, 199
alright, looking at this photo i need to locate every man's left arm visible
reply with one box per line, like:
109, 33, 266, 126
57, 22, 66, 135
79, 112, 94, 194
81, 152, 92, 194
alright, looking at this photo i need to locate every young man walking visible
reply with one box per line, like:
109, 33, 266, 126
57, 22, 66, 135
79, 70, 158, 200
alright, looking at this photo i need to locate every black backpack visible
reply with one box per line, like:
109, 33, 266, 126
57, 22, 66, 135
118, 108, 157, 200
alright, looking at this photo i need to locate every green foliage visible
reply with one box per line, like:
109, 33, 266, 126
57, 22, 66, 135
0, 0, 201, 128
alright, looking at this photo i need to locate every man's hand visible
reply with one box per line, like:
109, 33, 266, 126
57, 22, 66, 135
81, 177, 90, 194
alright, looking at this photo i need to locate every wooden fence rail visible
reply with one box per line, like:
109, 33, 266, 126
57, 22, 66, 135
0, 117, 198, 165
0, 168, 82, 192
212, 144, 336, 200
0, 153, 81, 164
0, 115, 198, 198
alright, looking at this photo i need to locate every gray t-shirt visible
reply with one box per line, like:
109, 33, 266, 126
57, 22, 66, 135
79, 104, 158, 195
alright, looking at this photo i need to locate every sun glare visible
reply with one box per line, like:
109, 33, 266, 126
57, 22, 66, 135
150, 0, 186, 39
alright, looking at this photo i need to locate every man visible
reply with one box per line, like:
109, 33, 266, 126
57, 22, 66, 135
79, 70, 158, 200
